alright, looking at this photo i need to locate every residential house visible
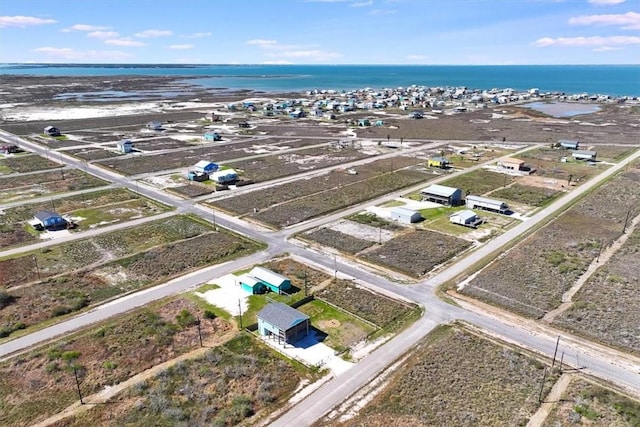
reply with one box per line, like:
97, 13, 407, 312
116, 140, 133, 153
420, 184, 462, 206
257, 302, 310, 345
449, 210, 481, 227
427, 156, 450, 168
33, 210, 67, 231
146, 121, 163, 131
193, 160, 218, 174
43, 126, 61, 137
209, 168, 239, 184
498, 158, 525, 172
203, 132, 222, 142
465, 195, 508, 214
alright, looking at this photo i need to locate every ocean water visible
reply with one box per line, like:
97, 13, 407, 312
0, 64, 638, 97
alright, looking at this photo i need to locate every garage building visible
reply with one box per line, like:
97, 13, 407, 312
390, 207, 422, 223
420, 184, 462, 206
249, 266, 291, 294
449, 210, 481, 228
466, 195, 509, 214
257, 302, 310, 345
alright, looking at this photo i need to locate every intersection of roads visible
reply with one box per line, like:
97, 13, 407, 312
1, 128, 639, 424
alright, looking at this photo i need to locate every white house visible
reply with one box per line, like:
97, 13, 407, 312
390, 207, 422, 224
449, 210, 481, 227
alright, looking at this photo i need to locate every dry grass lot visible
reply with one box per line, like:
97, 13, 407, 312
0, 169, 107, 202
462, 162, 640, 319
361, 229, 472, 278
0, 154, 62, 174
542, 377, 640, 426
0, 297, 233, 427
320, 324, 558, 427
553, 224, 640, 354
47, 334, 313, 427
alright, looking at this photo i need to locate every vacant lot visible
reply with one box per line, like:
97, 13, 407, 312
48, 333, 312, 427
0, 216, 261, 335
361, 229, 472, 278
462, 164, 640, 319
442, 168, 517, 197
542, 377, 640, 426
0, 188, 170, 249
94, 137, 329, 175
491, 183, 561, 207
65, 146, 122, 161
304, 227, 376, 254
321, 325, 557, 426
250, 168, 430, 228
0, 168, 107, 202
553, 225, 640, 354
0, 297, 232, 427
0, 154, 62, 174
519, 148, 606, 183
316, 280, 420, 332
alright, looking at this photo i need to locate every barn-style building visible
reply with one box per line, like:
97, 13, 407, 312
420, 184, 462, 206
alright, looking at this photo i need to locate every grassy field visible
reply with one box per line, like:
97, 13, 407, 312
320, 324, 558, 426
542, 377, 640, 426
553, 223, 640, 354
462, 163, 640, 319
0, 216, 263, 338
0, 169, 107, 202
0, 153, 62, 174
441, 168, 517, 196
47, 333, 314, 427
490, 183, 562, 207
361, 229, 472, 278
0, 297, 233, 427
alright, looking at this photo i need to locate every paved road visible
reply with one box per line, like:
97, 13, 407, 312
2, 128, 640, 424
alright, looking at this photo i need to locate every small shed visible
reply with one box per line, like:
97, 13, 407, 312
390, 207, 422, 224
249, 266, 291, 294
210, 168, 238, 184
187, 171, 209, 182
34, 210, 67, 231
572, 150, 597, 161
559, 140, 580, 150
289, 110, 304, 119
420, 184, 462, 206
498, 158, 525, 171
116, 140, 133, 153
357, 118, 371, 127
146, 121, 163, 130
466, 195, 508, 213
43, 126, 61, 137
427, 156, 450, 168
203, 132, 222, 142
238, 274, 267, 294
257, 302, 310, 345
193, 160, 218, 174
449, 210, 481, 227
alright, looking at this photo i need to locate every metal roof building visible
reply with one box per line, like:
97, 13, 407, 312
390, 207, 422, 223
249, 266, 292, 294
572, 150, 597, 161
559, 140, 580, 150
420, 184, 462, 206
257, 302, 310, 345
449, 210, 481, 227
466, 195, 509, 213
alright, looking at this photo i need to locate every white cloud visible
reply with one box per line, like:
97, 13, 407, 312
276, 49, 343, 61
62, 24, 109, 32
532, 35, 640, 47
168, 44, 194, 50
32, 47, 132, 61
247, 39, 279, 46
351, 1, 374, 7
407, 54, 428, 61
593, 46, 623, 51
0, 16, 56, 28
183, 32, 212, 38
134, 29, 173, 38
87, 31, 119, 39
588, 0, 625, 5
569, 12, 640, 29
104, 38, 146, 47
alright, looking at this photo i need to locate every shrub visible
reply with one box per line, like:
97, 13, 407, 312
102, 360, 118, 370
0, 291, 16, 309
61, 350, 81, 362
204, 309, 217, 320
51, 305, 72, 317
176, 309, 198, 328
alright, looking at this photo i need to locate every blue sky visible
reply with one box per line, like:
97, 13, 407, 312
0, 0, 638, 64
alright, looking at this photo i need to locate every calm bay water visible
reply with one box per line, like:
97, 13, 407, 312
1, 64, 638, 97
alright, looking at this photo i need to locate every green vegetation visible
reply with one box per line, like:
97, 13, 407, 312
442, 169, 516, 196
491, 183, 561, 207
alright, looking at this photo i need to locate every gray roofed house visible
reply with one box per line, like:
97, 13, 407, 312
257, 302, 310, 345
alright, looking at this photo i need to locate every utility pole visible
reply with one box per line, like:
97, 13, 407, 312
596, 240, 603, 263
237, 299, 243, 329
32, 254, 40, 280
622, 207, 632, 234
378, 225, 382, 245
73, 365, 84, 404
334, 254, 337, 282
212, 209, 217, 230
551, 336, 560, 367
559, 351, 565, 372
196, 317, 203, 347
538, 367, 547, 403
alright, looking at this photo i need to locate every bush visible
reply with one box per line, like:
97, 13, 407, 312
176, 309, 198, 328
51, 305, 72, 317
61, 350, 81, 362
102, 360, 118, 370
0, 291, 16, 309
204, 309, 217, 320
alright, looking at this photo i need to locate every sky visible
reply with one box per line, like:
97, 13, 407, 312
0, 0, 638, 65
